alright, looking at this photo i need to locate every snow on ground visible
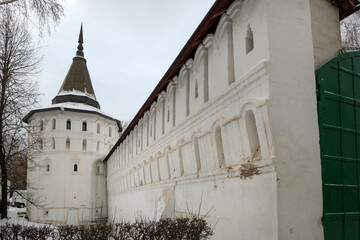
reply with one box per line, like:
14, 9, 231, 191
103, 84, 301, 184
0, 207, 50, 228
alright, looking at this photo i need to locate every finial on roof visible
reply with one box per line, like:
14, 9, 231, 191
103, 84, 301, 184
76, 23, 84, 57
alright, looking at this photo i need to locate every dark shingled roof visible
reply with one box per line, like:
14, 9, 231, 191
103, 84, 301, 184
52, 25, 100, 109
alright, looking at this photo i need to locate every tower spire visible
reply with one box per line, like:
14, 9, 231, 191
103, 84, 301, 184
76, 23, 84, 57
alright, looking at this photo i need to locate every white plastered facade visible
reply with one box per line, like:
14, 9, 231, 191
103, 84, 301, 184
27, 107, 118, 225
106, 0, 341, 239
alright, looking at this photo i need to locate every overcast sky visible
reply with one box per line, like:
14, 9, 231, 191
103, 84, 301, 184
37, 0, 216, 121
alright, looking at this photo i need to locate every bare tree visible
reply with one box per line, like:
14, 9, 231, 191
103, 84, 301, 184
341, 11, 360, 51
0, 8, 42, 218
0, 0, 64, 35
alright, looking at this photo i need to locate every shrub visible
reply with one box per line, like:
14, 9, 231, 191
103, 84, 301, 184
0, 216, 213, 240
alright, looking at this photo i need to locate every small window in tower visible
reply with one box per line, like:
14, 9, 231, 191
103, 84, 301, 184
97, 123, 100, 134
40, 120, 44, 131
96, 141, 100, 152
39, 139, 43, 150
46, 164, 50, 172
97, 165, 100, 174
52, 119, 56, 130
82, 139, 86, 151
74, 164, 78, 172
66, 138, 70, 150
167, 109, 170, 123
52, 138, 55, 149
82, 121, 87, 131
66, 120, 71, 130
109, 127, 112, 137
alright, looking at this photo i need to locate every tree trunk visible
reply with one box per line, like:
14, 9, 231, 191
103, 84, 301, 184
0, 153, 7, 219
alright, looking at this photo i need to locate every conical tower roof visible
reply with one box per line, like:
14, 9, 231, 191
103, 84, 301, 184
52, 24, 100, 109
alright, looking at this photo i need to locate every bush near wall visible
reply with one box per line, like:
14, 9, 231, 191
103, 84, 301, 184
0, 217, 213, 239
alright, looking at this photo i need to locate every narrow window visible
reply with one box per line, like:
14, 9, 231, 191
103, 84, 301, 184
66, 120, 71, 130
109, 127, 112, 137
52, 119, 56, 130
215, 126, 225, 168
167, 109, 170, 122
40, 120, 44, 131
39, 139, 43, 150
96, 141, 100, 152
66, 138, 70, 150
82, 121, 87, 131
82, 139, 86, 151
195, 80, 199, 99
246, 24, 254, 54
46, 164, 50, 172
97, 165, 100, 174
97, 123, 100, 134
52, 138, 55, 149
74, 164, 78, 172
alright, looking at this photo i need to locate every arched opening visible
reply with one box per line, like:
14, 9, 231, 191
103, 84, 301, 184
245, 110, 261, 159
194, 136, 201, 172
82, 121, 87, 131
66, 138, 70, 150
246, 24, 254, 54
66, 119, 71, 130
97, 123, 100, 134
52, 138, 55, 149
74, 164, 78, 172
82, 139, 86, 151
215, 126, 225, 168
52, 119, 56, 130
96, 141, 100, 152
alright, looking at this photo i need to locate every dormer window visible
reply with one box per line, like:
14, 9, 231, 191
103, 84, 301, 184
82, 121, 87, 131
66, 120, 71, 130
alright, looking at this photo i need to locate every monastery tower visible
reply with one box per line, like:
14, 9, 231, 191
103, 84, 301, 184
24, 26, 120, 225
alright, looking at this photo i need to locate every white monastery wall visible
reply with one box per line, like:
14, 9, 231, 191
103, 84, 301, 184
107, 0, 341, 239
107, 1, 277, 239
27, 110, 118, 224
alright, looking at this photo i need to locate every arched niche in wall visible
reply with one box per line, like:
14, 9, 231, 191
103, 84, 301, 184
213, 13, 235, 85
193, 135, 201, 173
194, 43, 209, 104
245, 110, 261, 160
214, 125, 225, 168
165, 79, 176, 129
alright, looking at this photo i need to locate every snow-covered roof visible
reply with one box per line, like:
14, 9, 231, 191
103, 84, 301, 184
57, 89, 96, 100
23, 102, 118, 123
